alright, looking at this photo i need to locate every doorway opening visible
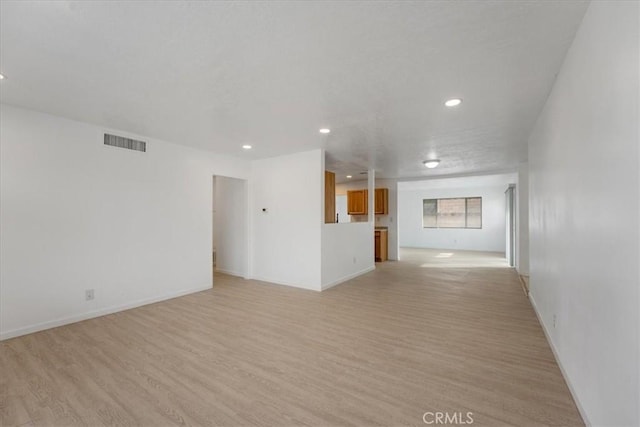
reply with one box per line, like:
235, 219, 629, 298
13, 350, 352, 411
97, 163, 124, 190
212, 175, 248, 283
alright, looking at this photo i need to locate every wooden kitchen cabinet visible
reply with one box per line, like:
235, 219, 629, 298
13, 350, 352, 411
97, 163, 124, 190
325, 171, 336, 223
374, 188, 388, 215
374, 229, 388, 262
347, 188, 388, 216
347, 189, 368, 215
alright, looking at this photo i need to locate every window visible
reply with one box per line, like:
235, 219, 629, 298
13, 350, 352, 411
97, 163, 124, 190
422, 197, 482, 229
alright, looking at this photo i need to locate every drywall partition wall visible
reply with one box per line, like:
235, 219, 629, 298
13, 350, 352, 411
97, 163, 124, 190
321, 169, 376, 289
516, 163, 529, 275
335, 178, 399, 260
528, 2, 639, 425
398, 174, 516, 253
321, 222, 375, 290
250, 149, 323, 291
0, 104, 250, 340
213, 176, 248, 278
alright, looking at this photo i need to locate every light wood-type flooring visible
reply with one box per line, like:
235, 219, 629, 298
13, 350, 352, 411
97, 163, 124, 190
1, 249, 583, 426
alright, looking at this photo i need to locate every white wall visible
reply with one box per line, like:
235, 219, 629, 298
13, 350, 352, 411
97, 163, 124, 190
250, 149, 323, 291
516, 163, 529, 275
213, 176, 247, 278
321, 222, 375, 290
335, 178, 399, 260
0, 104, 250, 340
398, 174, 516, 253
528, 2, 639, 425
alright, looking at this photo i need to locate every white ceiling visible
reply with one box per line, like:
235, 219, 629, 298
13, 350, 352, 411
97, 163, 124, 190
398, 172, 517, 191
0, 1, 588, 181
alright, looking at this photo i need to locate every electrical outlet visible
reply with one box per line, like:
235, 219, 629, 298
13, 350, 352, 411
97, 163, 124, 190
85, 289, 95, 301
553, 314, 557, 329
353, 256, 357, 264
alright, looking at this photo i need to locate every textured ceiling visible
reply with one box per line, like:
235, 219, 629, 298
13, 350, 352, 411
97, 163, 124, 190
398, 173, 517, 191
0, 1, 588, 181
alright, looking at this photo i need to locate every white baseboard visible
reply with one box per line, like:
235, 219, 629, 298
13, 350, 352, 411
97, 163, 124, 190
321, 265, 376, 291
0, 284, 212, 341
528, 294, 591, 426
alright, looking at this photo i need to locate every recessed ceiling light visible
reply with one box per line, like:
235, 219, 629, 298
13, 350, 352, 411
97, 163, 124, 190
319, 128, 331, 134
445, 98, 462, 107
423, 159, 440, 168
242, 144, 252, 150
0, 74, 5, 80
346, 175, 352, 179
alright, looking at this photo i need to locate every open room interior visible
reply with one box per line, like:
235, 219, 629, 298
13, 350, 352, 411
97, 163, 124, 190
1, 1, 638, 426
398, 174, 517, 255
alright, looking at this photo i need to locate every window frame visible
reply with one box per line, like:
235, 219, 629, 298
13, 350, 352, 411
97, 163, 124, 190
422, 197, 483, 229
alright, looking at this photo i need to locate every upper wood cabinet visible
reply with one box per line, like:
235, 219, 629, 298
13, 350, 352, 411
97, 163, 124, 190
347, 188, 388, 215
347, 189, 368, 215
325, 171, 336, 223
374, 188, 388, 215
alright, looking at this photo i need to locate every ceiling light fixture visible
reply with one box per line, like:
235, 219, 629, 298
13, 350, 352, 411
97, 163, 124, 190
423, 159, 440, 168
242, 144, 252, 150
0, 74, 5, 80
445, 98, 462, 107
346, 175, 352, 179
319, 128, 331, 134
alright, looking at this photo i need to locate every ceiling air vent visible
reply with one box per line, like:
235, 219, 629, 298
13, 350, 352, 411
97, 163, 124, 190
104, 133, 146, 153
